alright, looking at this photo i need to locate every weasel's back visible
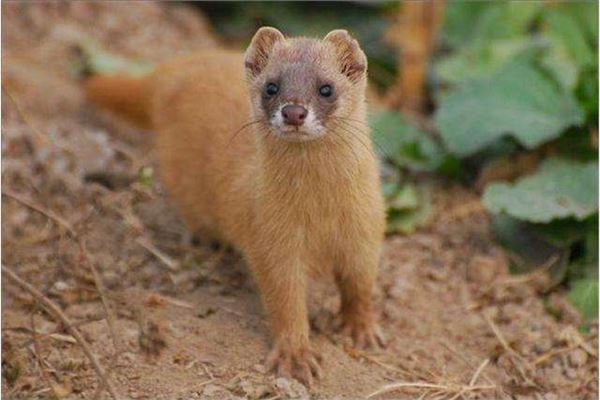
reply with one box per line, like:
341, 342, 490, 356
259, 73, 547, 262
84, 49, 255, 242
151, 50, 256, 242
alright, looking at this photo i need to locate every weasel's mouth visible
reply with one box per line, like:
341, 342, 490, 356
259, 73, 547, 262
272, 125, 325, 142
271, 126, 314, 142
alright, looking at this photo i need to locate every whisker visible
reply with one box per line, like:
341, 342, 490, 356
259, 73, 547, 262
329, 121, 373, 162
331, 117, 393, 160
330, 118, 377, 153
227, 118, 265, 147
331, 124, 362, 167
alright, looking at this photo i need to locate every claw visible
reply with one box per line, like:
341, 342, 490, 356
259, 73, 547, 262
339, 319, 386, 351
265, 338, 323, 386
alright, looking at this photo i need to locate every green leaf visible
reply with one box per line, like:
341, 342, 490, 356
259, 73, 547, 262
436, 61, 584, 156
388, 184, 418, 211
544, 10, 595, 69
370, 111, 446, 171
434, 37, 543, 87
386, 184, 433, 235
483, 158, 599, 223
568, 279, 599, 319
565, 1, 598, 42
443, 2, 541, 49
442, 2, 488, 47
470, 2, 541, 47
540, 39, 580, 90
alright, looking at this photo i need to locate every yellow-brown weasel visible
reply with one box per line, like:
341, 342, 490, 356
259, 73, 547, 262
85, 27, 386, 384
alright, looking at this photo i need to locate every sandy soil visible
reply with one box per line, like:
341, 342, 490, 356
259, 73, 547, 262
2, 3, 598, 399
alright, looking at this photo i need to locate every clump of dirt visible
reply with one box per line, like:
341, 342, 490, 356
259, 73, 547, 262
2, 3, 598, 399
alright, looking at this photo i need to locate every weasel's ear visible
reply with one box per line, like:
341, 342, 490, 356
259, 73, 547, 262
245, 27, 285, 78
323, 30, 367, 83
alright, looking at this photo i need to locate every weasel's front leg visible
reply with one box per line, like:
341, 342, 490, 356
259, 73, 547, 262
247, 250, 322, 385
335, 243, 386, 349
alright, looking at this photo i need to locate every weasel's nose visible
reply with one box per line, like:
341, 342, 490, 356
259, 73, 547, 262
281, 105, 308, 126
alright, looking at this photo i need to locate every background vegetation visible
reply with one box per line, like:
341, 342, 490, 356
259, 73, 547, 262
198, 1, 599, 320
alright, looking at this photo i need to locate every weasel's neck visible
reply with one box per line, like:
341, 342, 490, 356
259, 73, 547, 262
255, 118, 375, 186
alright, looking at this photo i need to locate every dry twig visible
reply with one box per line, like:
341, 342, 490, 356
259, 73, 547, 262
468, 358, 490, 387
29, 312, 53, 393
78, 239, 121, 353
483, 311, 535, 385
2, 265, 119, 399
366, 381, 495, 399
2, 189, 75, 236
136, 237, 179, 271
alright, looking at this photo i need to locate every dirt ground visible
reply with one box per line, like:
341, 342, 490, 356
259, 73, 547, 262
2, 3, 598, 399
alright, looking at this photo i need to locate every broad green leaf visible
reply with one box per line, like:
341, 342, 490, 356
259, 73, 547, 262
568, 279, 599, 319
388, 184, 418, 211
565, 1, 598, 42
544, 10, 595, 69
442, 2, 488, 47
386, 184, 433, 235
370, 111, 446, 171
442, 2, 540, 48
434, 37, 543, 87
470, 2, 541, 48
436, 61, 584, 156
540, 40, 579, 90
483, 158, 599, 223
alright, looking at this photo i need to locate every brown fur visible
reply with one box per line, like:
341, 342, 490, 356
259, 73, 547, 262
84, 28, 385, 385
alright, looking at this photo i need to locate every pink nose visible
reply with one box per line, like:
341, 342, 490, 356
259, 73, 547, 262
282, 105, 308, 126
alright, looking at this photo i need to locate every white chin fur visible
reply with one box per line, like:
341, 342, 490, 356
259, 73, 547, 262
270, 104, 325, 142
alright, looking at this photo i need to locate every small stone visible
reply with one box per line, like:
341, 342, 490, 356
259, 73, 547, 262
273, 377, 309, 399
387, 278, 408, 300
533, 338, 552, 354
252, 363, 266, 373
530, 320, 543, 331
240, 380, 271, 399
564, 367, 578, 379
466, 255, 498, 285
196, 305, 217, 318
202, 384, 228, 398
568, 349, 588, 368
544, 393, 559, 400
53, 281, 70, 291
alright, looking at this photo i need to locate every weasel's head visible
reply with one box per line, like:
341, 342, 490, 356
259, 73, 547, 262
244, 27, 367, 142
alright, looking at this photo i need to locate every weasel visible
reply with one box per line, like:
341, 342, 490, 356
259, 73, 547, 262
84, 27, 386, 385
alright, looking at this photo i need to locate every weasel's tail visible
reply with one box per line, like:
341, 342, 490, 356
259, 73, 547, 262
83, 74, 154, 129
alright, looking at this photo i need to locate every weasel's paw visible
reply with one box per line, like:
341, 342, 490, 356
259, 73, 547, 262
340, 318, 386, 350
265, 339, 323, 386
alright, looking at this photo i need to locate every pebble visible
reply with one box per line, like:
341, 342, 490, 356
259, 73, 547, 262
252, 363, 266, 373
533, 338, 552, 354
568, 348, 588, 368
273, 377, 309, 399
564, 367, 578, 379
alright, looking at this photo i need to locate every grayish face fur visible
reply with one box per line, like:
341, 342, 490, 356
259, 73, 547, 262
245, 28, 367, 142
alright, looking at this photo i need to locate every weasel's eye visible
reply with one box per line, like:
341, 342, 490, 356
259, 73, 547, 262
265, 83, 279, 96
319, 85, 333, 97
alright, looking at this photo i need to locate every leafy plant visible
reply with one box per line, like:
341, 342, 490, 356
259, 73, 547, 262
369, 111, 439, 234
434, 1, 598, 318
436, 61, 584, 157
371, 111, 448, 172
483, 158, 598, 223
384, 183, 433, 235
